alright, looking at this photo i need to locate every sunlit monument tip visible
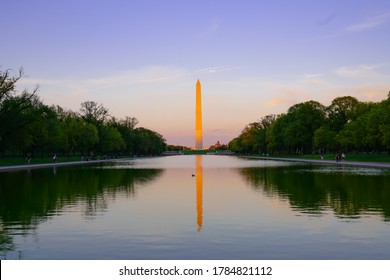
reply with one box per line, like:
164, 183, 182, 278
195, 79, 203, 150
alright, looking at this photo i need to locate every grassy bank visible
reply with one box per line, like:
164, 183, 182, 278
252, 153, 390, 163
182, 150, 209, 155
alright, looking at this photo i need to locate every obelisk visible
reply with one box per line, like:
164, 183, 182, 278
195, 79, 203, 150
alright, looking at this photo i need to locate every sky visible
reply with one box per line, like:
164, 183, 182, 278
2, 0, 390, 147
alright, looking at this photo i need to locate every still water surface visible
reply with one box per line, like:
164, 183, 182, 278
1, 155, 390, 259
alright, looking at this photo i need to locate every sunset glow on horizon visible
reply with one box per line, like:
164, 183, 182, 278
3, 0, 390, 147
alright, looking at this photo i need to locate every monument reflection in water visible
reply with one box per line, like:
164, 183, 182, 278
195, 155, 203, 231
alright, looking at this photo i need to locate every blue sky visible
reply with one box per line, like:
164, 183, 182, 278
2, 0, 390, 146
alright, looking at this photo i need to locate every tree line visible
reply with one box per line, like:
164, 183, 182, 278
229, 93, 390, 155
0, 68, 167, 158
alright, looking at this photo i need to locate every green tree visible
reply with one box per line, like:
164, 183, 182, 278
378, 98, 390, 150
76, 122, 99, 154
111, 116, 139, 155
228, 136, 243, 153
313, 126, 337, 152
133, 127, 166, 155
0, 69, 40, 153
285, 101, 325, 153
80, 101, 109, 127
267, 114, 289, 153
46, 105, 99, 156
98, 125, 125, 154
26, 104, 68, 155
232, 94, 390, 154
1, 68, 168, 158
326, 96, 360, 132
229, 115, 276, 154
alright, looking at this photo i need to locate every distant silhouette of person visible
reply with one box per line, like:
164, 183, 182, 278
26, 154, 31, 164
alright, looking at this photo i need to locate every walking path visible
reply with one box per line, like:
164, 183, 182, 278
243, 156, 390, 169
1, 155, 390, 172
0, 158, 123, 172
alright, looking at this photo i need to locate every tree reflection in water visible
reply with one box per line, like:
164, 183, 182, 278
239, 165, 390, 220
0, 165, 163, 258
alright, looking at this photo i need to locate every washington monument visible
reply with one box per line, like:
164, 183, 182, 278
195, 79, 203, 150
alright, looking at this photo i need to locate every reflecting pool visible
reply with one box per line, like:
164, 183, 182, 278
1, 155, 390, 259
